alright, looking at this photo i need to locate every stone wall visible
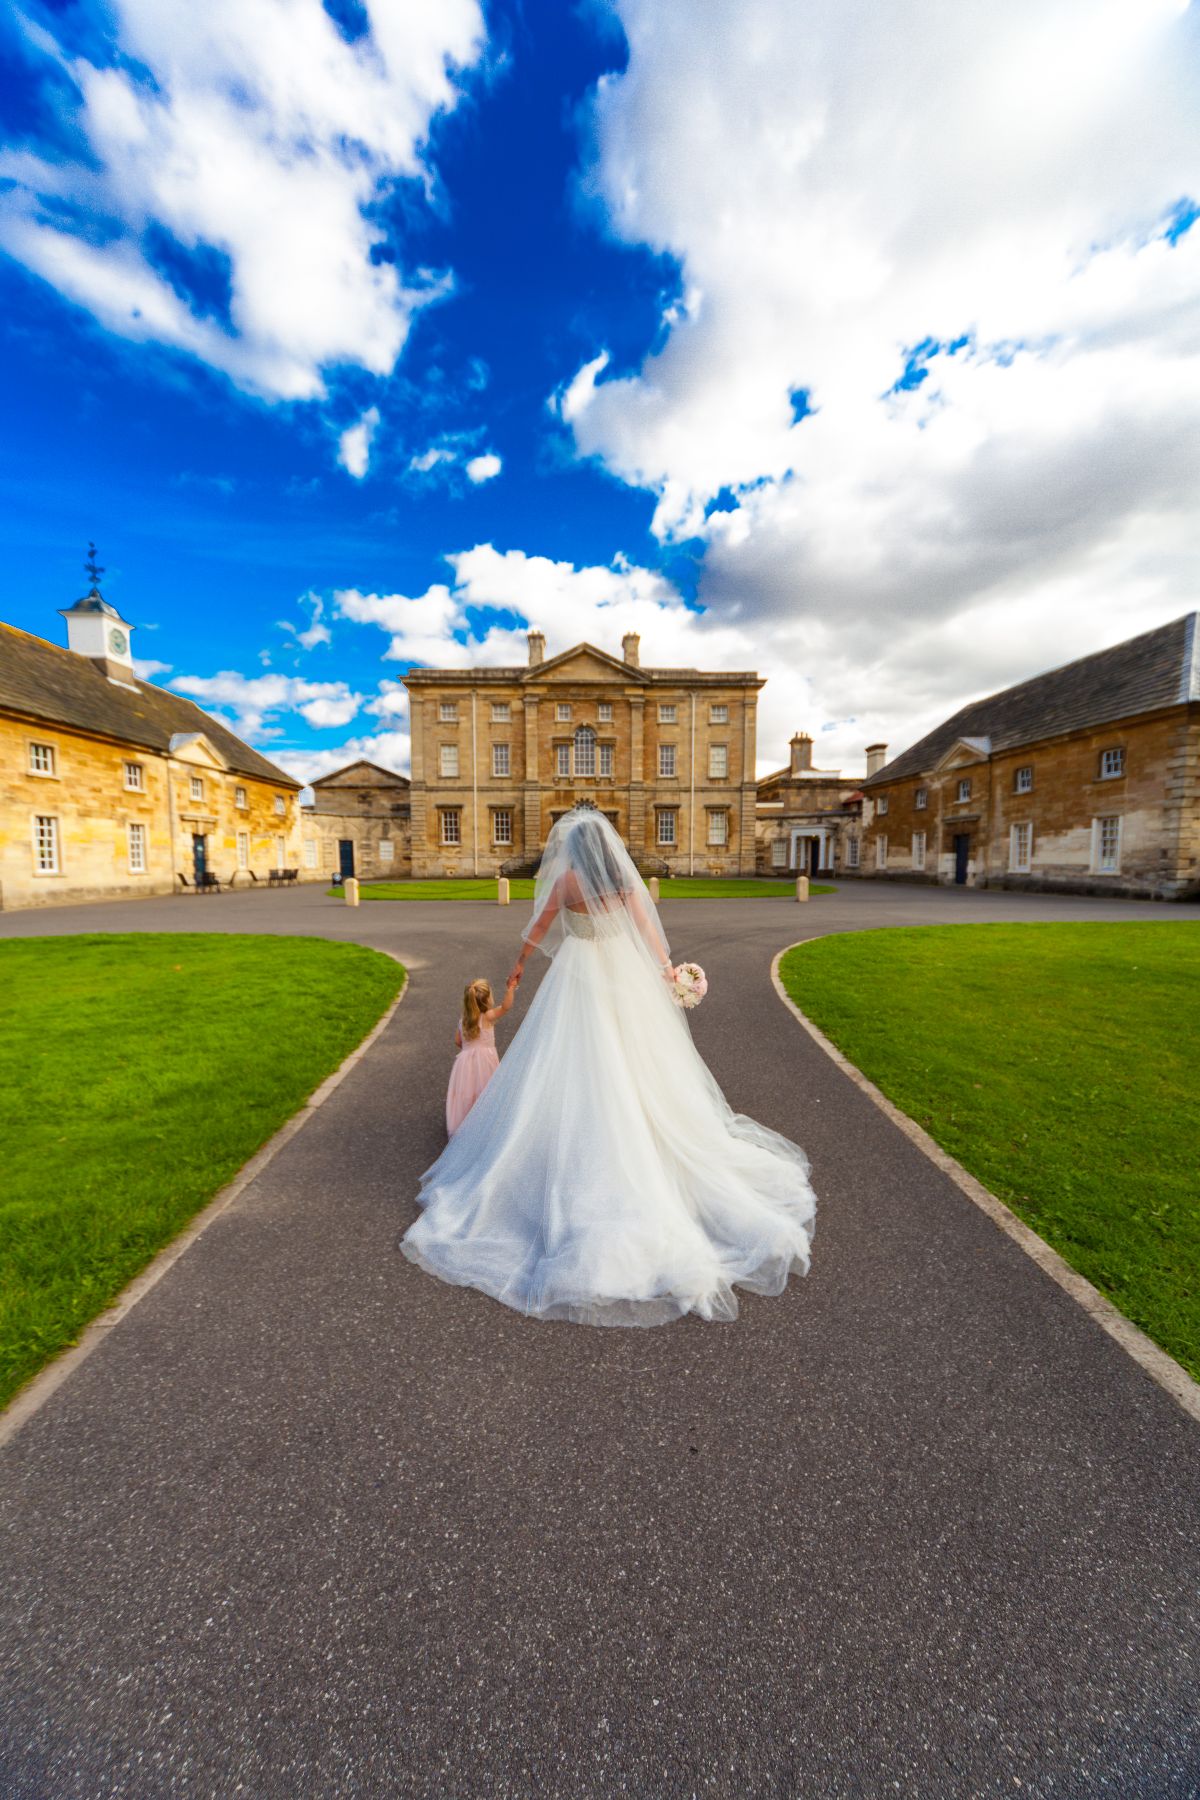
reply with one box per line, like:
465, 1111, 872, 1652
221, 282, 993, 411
0, 714, 304, 908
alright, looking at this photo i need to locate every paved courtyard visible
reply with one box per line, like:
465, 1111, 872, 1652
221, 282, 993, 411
1, 882, 1198, 1797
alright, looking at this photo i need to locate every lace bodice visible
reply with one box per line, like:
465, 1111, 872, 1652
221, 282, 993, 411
562, 906, 625, 941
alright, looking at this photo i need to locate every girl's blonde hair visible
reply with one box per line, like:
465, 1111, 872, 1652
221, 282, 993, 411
461, 977, 494, 1040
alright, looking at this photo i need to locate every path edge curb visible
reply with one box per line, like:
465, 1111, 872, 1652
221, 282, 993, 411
1, 951, 410, 1451
770, 938, 1200, 1428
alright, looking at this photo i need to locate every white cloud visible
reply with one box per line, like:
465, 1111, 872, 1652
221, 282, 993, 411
0, 0, 485, 400
561, 0, 1200, 769
465, 451, 502, 483
277, 592, 332, 650
133, 657, 172, 680
338, 407, 380, 480
272, 728, 412, 785
171, 669, 363, 739
409, 445, 459, 474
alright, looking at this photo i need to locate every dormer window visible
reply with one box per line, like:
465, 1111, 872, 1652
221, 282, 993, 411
190, 775, 203, 801
1100, 747, 1125, 780
956, 778, 971, 803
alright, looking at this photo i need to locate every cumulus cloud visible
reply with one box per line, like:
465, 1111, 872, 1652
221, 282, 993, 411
0, 0, 485, 400
277, 593, 332, 651
171, 669, 363, 739
562, 0, 1200, 770
133, 657, 172, 680
271, 728, 412, 785
465, 451, 502, 483
337, 408, 380, 480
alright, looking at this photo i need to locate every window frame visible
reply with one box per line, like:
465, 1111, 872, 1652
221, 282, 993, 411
33, 813, 60, 875
438, 701, 459, 723
555, 743, 571, 778
708, 743, 729, 780
235, 785, 248, 810
273, 794, 286, 816
1014, 765, 1034, 794
877, 793, 889, 815
440, 808, 462, 847
573, 724, 597, 777
598, 742, 614, 779
846, 836, 860, 870
709, 704, 729, 724
28, 741, 57, 778
439, 744, 460, 779
492, 808, 513, 847
771, 838, 788, 868
1093, 814, 1122, 874
658, 703, 677, 724
875, 834, 888, 870
656, 808, 677, 847
127, 821, 147, 874
189, 774, 204, 802
490, 702, 511, 723
658, 742, 677, 779
491, 741, 511, 779
555, 702, 572, 723
1099, 746, 1125, 781
956, 777, 972, 803
597, 702, 614, 723
911, 830, 926, 870
1009, 821, 1032, 873
914, 786, 927, 810
123, 760, 144, 792
706, 808, 728, 847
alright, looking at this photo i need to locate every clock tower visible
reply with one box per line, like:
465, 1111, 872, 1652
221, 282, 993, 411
59, 543, 137, 685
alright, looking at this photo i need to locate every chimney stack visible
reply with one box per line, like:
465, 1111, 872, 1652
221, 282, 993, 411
865, 742, 888, 777
622, 632, 640, 668
527, 629, 545, 667
789, 731, 813, 775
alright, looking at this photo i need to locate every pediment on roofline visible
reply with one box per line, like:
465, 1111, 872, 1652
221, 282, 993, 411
931, 735, 993, 772
525, 643, 649, 685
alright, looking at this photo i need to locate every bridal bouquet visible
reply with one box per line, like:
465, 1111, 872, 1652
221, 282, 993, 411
669, 962, 708, 1009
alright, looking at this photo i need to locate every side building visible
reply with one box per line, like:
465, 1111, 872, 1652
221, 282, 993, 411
755, 731, 874, 877
403, 631, 764, 877
301, 760, 412, 882
1, 584, 304, 909
858, 613, 1200, 897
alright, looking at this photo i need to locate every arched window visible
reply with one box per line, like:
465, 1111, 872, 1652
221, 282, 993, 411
573, 724, 596, 777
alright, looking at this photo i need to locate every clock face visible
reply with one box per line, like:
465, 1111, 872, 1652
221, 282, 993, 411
109, 628, 127, 655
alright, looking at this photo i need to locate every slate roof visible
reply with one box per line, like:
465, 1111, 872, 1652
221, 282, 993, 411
311, 759, 409, 789
0, 623, 300, 787
865, 612, 1199, 786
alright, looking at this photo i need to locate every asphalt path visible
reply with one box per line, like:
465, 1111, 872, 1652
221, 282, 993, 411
1, 882, 1198, 1797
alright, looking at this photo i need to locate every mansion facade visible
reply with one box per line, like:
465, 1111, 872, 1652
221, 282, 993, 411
403, 632, 764, 877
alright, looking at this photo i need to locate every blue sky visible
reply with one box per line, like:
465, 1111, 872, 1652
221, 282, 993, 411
1, 0, 1197, 780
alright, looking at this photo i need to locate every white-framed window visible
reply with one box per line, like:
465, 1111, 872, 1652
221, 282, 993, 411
439, 701, 458, 722
709, 743, 728, 779
33, 814, 60, 874
1093, 814, 1121, 873
598, 742, 614, 778
439, 744, 459, 778
876, 835, 888, 869
912, 831, 926, 870
710, 704, 729, 724
29, 741, 57, 777
573, 725, 596, 776
274, 795, 285, 816
555, 702, 572, 722
275, 835, 286, 865
1010, 822, 1032, 872
771, 838, 788, 868
598, 702, 613, 723
707, 809, 728, 846
555, 743, 571, 777
956, 777, 971, 802
127, 821, 147, 873
659, 743, 677, 778
378, 839, 395, 863
235, 785, 247, 809
492, 808, 513, 846
190, 775, 204, 801
915, 786, 927, 810
877, 793, 889, 815
492, 742, 510, 778
658, 703, 677, 723
303, 838, 317, 869
440, 808, 462, 846
1015, 765, 1033, 794
657, 809, 676, 846
1100, 747, 1125, 780
237, 831, 250, 869
491, 702, 510, 722
124, 760, 144, 791
846, 836, 860, 870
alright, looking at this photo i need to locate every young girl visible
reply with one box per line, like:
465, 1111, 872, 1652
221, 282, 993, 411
446, 975, 518, 1135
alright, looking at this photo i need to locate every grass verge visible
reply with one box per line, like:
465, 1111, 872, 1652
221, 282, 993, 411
0, 933, 404, 1409
778, 922, 1200, 1380
338, 877, 834, 901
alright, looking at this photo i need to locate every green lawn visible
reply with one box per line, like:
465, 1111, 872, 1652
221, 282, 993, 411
338, 877, 834, 901
0, 934, 404, 1409
778, 923, 1200, 1378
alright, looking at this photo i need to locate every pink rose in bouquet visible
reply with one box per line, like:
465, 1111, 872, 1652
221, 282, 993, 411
669, 962, 708, 1009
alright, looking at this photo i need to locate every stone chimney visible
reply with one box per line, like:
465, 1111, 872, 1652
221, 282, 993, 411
622, 632, 640, 668
865, 742, 888, 777
789, 731, 813, 775
527, 629, 545, 667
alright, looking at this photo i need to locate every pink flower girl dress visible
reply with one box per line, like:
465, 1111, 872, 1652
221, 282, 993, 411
446, 1016, 500, 1136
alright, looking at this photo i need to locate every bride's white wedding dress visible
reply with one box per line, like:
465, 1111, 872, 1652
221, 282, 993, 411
401, 809, 816, 1326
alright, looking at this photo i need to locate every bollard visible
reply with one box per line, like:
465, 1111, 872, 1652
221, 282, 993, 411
795, 875, 809, 903
497, 877, 510, 906
345, 876, 360, 907
648, 876, 660, 903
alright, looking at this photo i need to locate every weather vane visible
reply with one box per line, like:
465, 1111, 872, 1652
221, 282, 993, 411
84, 541, 104, 591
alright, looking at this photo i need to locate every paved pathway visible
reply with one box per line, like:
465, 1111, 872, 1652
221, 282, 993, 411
1, 884, 1198, 1797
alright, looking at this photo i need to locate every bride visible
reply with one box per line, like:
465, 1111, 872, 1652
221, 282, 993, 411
401, 805, 816, 1326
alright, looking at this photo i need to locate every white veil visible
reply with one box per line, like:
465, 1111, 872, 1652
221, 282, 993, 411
522, 805, 671, 969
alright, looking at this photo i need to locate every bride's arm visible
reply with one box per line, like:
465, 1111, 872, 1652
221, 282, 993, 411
508, 883, 562, 984
624, 883, 672, 971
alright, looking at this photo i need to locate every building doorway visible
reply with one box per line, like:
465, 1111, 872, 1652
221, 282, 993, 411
953, 834, 970, 885
338, 839, 356, 880
192, 833, 207, 883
